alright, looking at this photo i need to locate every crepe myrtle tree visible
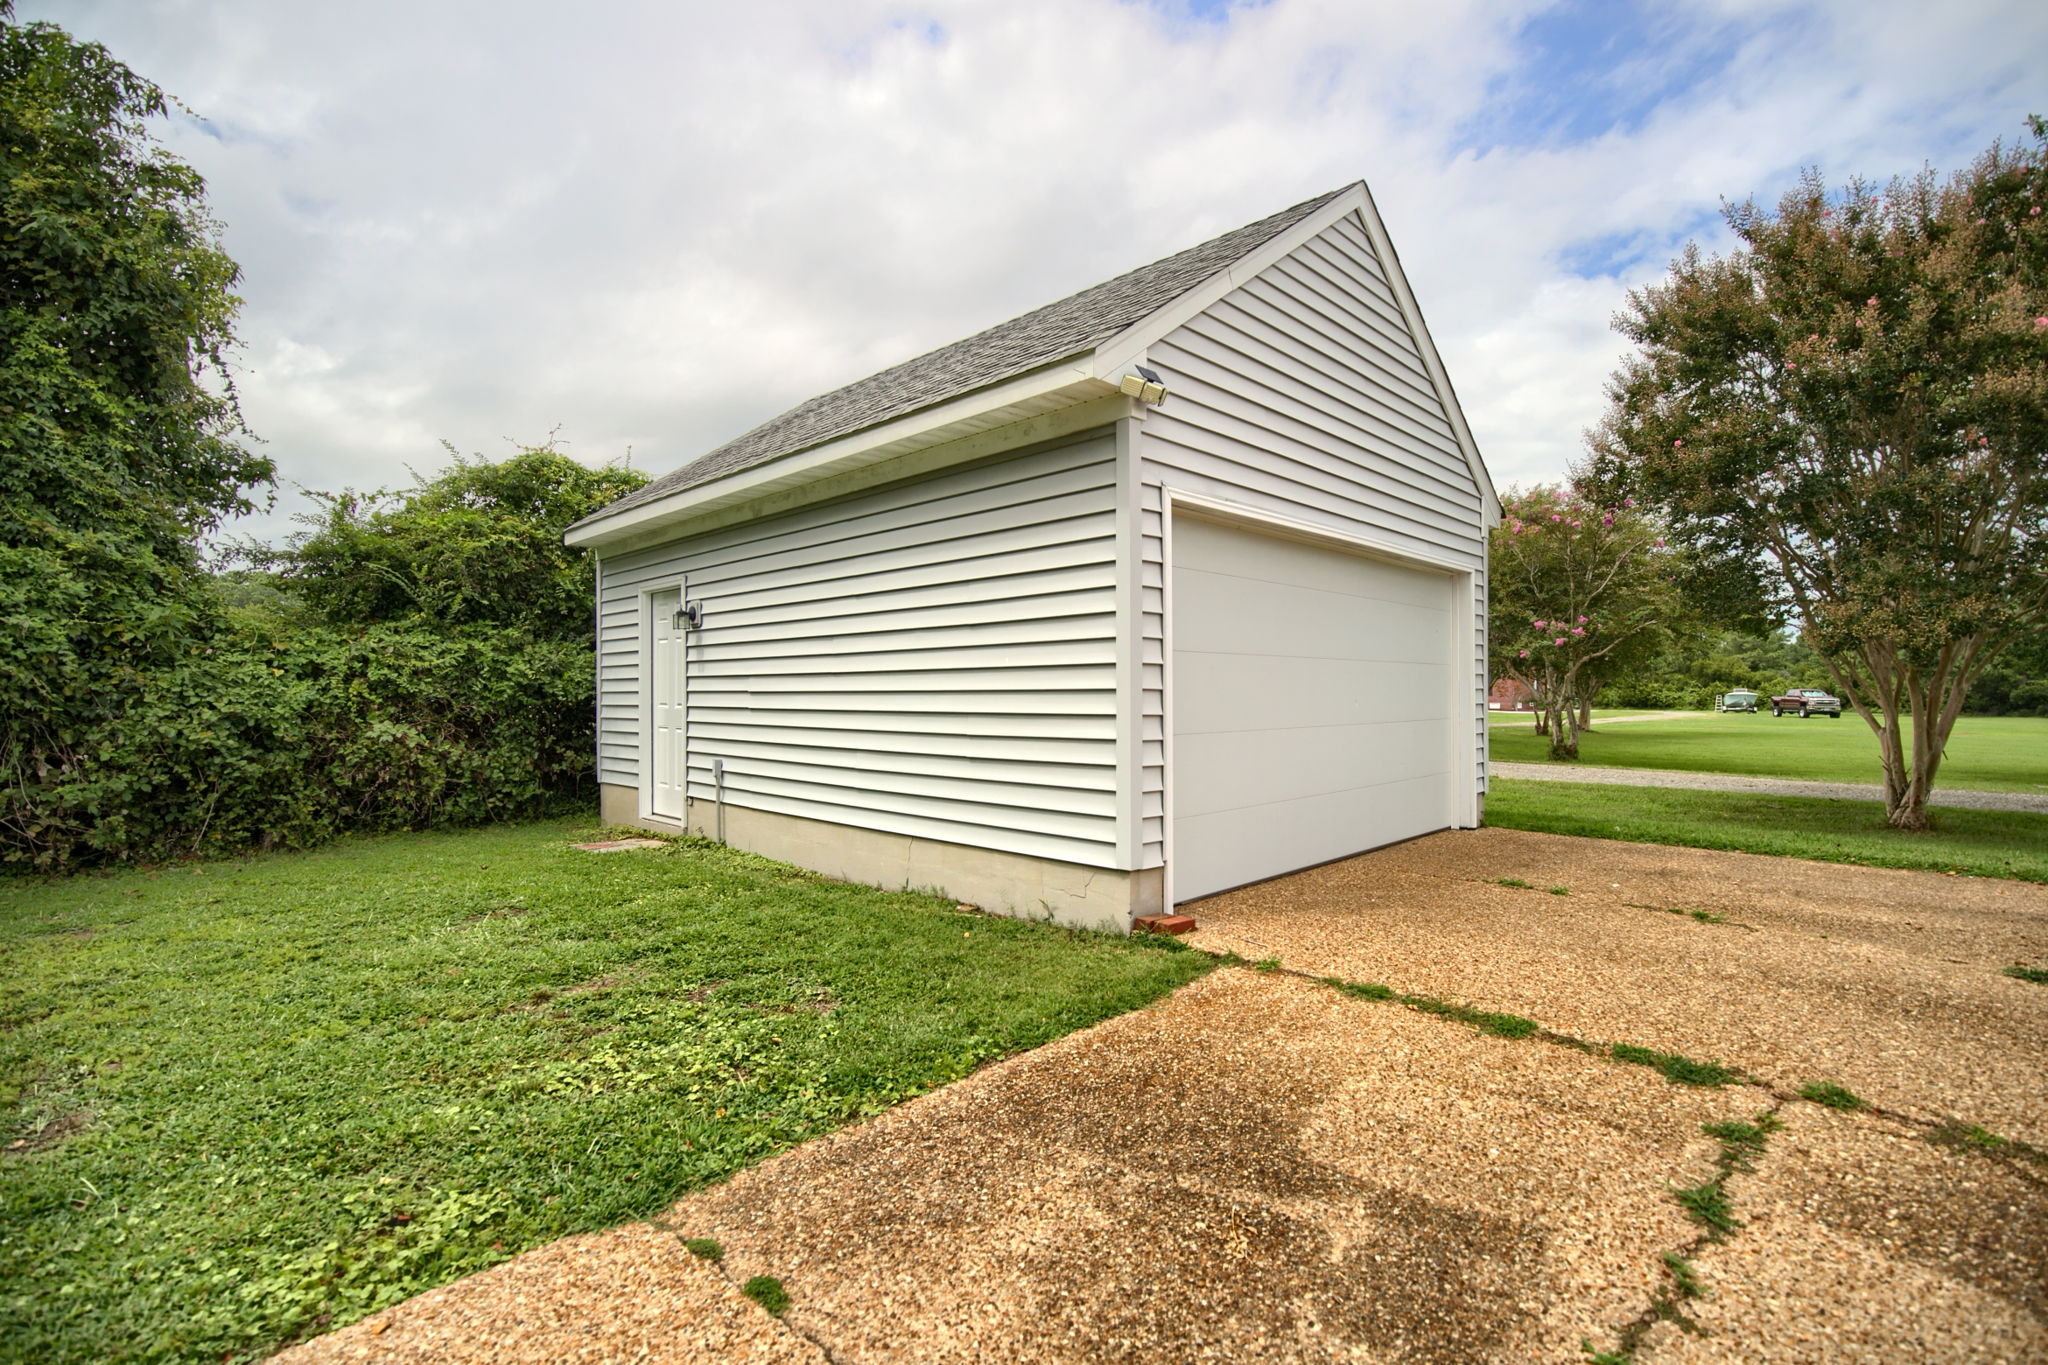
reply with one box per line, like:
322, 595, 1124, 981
1588, 119, 2048, 830
1489, 486, 1679, 760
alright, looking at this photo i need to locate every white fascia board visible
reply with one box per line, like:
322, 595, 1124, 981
1088, 185, 1370, 384
566, 360, 1111, 549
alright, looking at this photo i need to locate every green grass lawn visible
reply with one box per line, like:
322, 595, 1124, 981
1489, 712, 2048, 793
1486, 779, 2048, 881
0, 820, 1210, 1365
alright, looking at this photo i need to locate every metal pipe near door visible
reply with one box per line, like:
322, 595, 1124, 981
713, 759, 726, 844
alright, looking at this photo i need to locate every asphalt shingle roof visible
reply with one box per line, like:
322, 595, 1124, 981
577, 185, 1353, 528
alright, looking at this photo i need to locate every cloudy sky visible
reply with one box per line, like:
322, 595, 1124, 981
30, 0, 2048, 541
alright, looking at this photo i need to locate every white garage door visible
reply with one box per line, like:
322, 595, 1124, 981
1171, 515, 1459, 902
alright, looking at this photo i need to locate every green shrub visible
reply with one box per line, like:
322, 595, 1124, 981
3, 622, 599, 868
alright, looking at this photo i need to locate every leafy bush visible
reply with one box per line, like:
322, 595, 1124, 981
7, 622, 600, 868
6, 447, 643, 872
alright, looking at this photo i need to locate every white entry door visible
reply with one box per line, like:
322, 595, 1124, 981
649, 587, 686, 820
1171, 515, 1459, 902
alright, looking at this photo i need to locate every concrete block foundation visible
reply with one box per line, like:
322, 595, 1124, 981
599, 784, 1158, 933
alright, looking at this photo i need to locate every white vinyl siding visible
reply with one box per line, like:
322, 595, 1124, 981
596, 433, 1120, 867
1136, 211, 1489, 869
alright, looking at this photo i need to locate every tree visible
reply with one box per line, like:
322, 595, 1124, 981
1589, 120, 2048, 829
1489, 485, 1681, 759
249, 443, 643, 640
1, 8, 274, 853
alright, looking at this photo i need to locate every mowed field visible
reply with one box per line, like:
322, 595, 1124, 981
1489, 712, 2048, 794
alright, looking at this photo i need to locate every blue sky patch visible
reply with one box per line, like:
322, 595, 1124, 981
1460, 0, 1800, 155
1134, 0, 1274, 31
1557, 205, 1723, 280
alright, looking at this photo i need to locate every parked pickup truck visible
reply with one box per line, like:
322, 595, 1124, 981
1771, 688, 1843, 718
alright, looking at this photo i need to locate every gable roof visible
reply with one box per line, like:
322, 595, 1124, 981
574, 186, 1352, 529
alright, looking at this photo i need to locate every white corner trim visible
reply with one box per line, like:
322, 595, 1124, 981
567, 362, 1112, 549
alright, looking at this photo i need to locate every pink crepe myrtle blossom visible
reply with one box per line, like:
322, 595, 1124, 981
1533, 619, 1547, 628
1555, 637, 1567, 646
1577, 616, 1587, 624
1571, 627, 1585, 637
2036, 317, 2048, 329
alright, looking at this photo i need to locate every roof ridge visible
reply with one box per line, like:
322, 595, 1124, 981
576, 183, 1356, 529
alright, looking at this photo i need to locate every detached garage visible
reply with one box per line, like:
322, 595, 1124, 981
565, 182, 1499, 930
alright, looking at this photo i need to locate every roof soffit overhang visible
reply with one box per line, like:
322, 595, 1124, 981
564, 361, 1120, 550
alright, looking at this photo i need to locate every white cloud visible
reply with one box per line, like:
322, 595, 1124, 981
25, 0, 2048, 535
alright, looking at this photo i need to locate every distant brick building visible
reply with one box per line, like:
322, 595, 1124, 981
1489, 677, 1536, 711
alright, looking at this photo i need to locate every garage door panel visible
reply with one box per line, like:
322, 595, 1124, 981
1174, 653, 1450, 734
1175, 772, 1453, 901
1176, 719, 1454, 819
1171, 515, 1459, 902
1176, 518, 1448, 608
1175, 568, 1449, 662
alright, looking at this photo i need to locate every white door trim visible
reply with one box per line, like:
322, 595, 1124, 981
637, 581, 687, 823
1160, 488, 1479, 907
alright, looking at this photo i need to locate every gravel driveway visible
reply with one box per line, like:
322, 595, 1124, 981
277, 831, 2047, 1365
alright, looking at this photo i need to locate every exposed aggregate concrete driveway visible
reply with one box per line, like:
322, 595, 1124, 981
280, 830, 2048, 1365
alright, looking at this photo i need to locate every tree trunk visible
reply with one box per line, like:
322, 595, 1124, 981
1874, 711, 1926, 830
1545, 697, 1579, 760
1578, 695, 1594, 731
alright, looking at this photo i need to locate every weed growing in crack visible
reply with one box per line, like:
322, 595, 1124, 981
2002, 964, 2048, 985
1495, 877, 1534, 889
1581, 1342, 1631, 1365
1403, 993, 1540, 1039
1252, 957, 1281, 973
1321, 976, 1396, 1001
1672, 1180, 1741, 1234
1623, 902, 1748, 930
1702, 1115, 1780, 1170
1926, 1120, 2048, 1169
1548, 886, 1571, 896
1798, 1081, 1866, 1111
1610, 1043, 1739, 1087
681, 1237, 724, 1262
1309, 973, 1537, 1038
742, 1275, 790, 1315
1662, 1251, 1706, 1300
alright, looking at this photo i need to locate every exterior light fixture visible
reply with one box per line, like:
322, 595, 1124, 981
1119, 365, 1168, 405
675, 600, 705, 629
